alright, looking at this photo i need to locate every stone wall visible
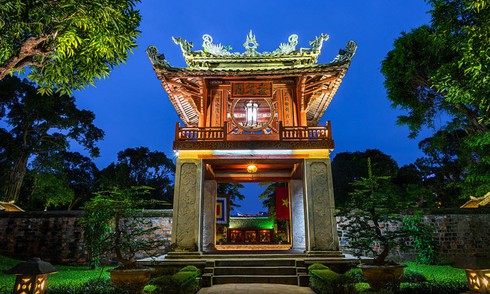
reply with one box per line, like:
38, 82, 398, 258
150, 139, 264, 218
0, 210, 172, 265
337, 209, 490, 261
0, 209, 488, 264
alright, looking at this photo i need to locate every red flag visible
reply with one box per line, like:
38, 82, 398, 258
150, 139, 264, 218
275, 186, 290, 220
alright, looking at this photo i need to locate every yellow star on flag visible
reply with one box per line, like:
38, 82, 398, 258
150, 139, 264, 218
282, 198, 289, 207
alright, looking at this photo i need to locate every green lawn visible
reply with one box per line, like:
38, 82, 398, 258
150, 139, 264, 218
404, 262, 466, 282
1, 255, 468, 293
0, 255, 112, 292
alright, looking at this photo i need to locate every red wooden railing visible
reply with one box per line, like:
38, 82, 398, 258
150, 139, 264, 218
174, 121, 332, 142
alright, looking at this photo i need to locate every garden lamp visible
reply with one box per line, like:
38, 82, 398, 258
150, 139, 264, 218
3, 257, 58, 294
454, 255, 490, 293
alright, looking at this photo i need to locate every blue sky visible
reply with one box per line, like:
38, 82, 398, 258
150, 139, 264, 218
75, 1, 433, 213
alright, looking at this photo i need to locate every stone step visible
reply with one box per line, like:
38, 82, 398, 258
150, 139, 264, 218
214, 266, 297, 276
212, 274, 299, 285
215, 259, 296, 267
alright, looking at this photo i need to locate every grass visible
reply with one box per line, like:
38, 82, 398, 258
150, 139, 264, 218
403, 262, 466, 282
0, 255, 112, 291
1, 255, 468, 293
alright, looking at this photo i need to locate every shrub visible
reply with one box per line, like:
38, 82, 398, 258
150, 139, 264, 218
397, 280, 467, 294
46, 278, 130, 294
403, 211, 439, 265
401, 269, 427, 283
179, 265, 201, 273
308, 263, 329, 270
345, 268, 365, 282
151, 265, 201, 294
310, 268, 356, 294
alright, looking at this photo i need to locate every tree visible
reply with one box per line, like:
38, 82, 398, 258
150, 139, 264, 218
29, 151, 100, 210
332, 149, 399, 207
99, 147, 175, 204
0, 0, 141, 94
381, 0, 490, 197
0, 76, 103, 202
217, 183, 245, 210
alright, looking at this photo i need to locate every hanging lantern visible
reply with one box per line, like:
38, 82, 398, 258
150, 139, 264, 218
247, 164, 258, 174
3, 257, 58, 294
245, 100, 259, 126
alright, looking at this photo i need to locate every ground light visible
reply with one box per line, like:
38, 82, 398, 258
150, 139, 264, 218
3, 257, 58, 294
454, 255, 490, 293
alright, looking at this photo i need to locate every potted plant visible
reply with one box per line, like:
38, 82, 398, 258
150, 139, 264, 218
82, 186, 166, 294
339, 158, 409, 290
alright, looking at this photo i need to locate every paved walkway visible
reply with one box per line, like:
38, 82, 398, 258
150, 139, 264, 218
197, 284, 315, 294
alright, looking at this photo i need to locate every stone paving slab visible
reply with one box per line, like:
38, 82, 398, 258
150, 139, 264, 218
197, 283, 315, 294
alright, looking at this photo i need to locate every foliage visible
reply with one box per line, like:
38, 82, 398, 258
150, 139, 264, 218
397, 280, 468, 294
100, 147, 175, 204
0, 76, 103, 203
0, 0, 141, 94
401, 270, 428, 283
178, 265, 200, 273
308, 263, 329, 270
81, 186, 167, 269
45, 278, 131, 294
217, 182, 245, 210
332, 149, 399, 207
33, 151, 100, 210
31, 172, 75, 210
403, 212, 439, 265
381, 0, 490, 197
338, 158, 409, 265
309, 268, 356, 294
151, 265, 200, 294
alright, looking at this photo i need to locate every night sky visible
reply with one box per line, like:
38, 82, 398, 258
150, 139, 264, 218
74, 1, 433, 214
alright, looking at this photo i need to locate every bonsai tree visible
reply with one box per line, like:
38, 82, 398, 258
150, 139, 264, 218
339, 158, 408, 266
82, 186, 167, 269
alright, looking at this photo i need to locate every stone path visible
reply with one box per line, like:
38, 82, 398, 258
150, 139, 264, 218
197, 283, 315, 294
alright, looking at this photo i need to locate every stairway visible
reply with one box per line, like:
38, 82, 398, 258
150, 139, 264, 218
202, 258, 309, 287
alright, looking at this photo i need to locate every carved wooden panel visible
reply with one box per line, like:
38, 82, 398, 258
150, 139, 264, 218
209, 89, 223, 127
277, 86, 296, 126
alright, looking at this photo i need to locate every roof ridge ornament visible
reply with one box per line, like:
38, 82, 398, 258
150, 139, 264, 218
243, 30, 259, 56
331, 40, 358, 63
309, 34, 329, 52
202, 34, 232, 56
273, 34, 298, 54
172, 37, 193, 54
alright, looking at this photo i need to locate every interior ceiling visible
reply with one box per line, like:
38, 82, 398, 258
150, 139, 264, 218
204, 158, 303, 182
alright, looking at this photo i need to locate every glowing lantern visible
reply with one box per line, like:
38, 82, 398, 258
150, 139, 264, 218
466, 269, 490, 293
245, 100, 259, 126
454, 255, 490, 293
247, 164, 258, 174
3, 257, 58, 294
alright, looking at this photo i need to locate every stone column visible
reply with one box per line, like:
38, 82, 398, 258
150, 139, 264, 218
201, 180, 217, 251
303, 158, 341, 255
170, 158, 204, 254
290, 179, 306, 251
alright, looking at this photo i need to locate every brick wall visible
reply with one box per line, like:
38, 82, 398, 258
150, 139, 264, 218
0, 210, 172, 265
1, 209, 488, 264
337, 210, 490, 261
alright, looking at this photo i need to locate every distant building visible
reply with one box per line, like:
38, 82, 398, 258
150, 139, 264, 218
460, 192, 490, 208
0, 201, 24, 212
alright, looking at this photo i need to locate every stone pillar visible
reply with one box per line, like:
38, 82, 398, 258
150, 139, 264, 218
170, 158, 204, 253
303, 158, 341, 255
201, 180, 217, 251
290, 179, 306, 251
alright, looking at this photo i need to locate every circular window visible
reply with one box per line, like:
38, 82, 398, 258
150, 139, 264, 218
230, 98, 274, 132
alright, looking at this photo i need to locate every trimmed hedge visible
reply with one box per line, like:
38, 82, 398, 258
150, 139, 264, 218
151, 265, 201, 294
309, 264, 356, 294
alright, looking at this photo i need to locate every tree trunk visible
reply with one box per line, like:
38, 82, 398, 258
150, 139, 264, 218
0, 35, 49, 80
2, 153, 29, 203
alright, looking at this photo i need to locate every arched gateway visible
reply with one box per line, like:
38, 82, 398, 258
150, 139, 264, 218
147, 32, 356, 259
